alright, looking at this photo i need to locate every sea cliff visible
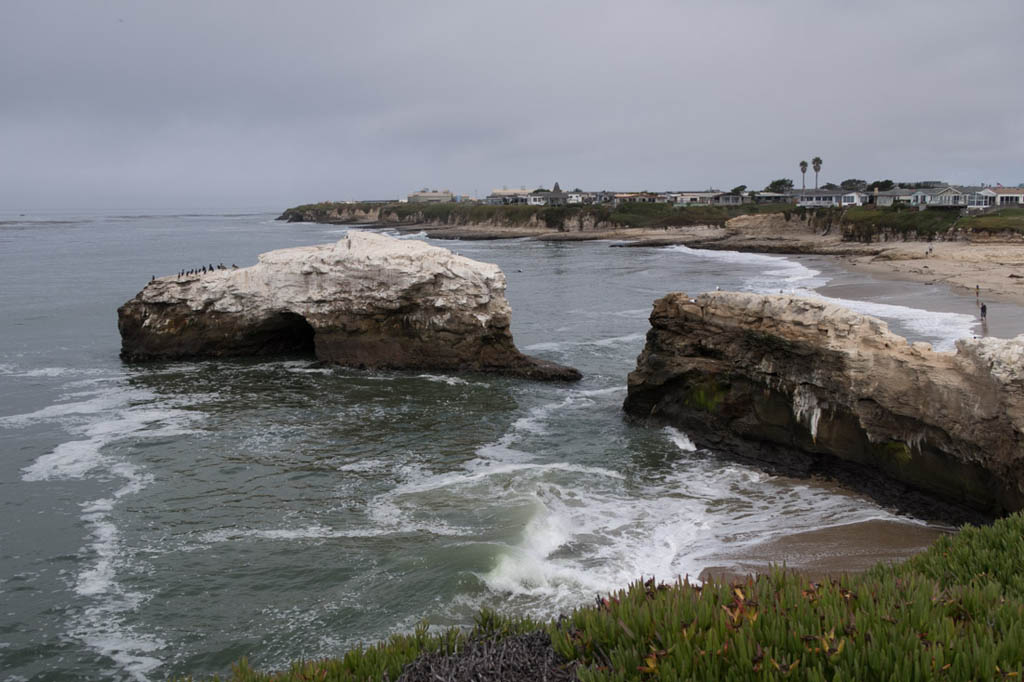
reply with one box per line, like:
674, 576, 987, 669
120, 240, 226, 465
623, 291, 1024, 519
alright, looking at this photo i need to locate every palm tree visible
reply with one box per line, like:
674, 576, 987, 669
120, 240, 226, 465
799, 160, 808, 190
812, 157, 823, 189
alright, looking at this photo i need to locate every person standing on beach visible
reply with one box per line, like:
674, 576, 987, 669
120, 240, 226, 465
981, 302, 987, 321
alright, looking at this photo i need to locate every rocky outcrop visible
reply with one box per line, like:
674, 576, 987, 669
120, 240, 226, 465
279, 205, 385, 224
118, 232, 580, 381
624, 292, 1024, 519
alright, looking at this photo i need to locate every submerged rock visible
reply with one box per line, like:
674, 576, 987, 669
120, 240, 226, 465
624, 291, 1024, 518
118, 232, 580, 381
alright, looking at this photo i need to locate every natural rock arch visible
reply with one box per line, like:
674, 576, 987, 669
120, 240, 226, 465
118, 232, 580, 381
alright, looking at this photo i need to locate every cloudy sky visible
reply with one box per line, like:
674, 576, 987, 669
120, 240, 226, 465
2, 0, 1022, 210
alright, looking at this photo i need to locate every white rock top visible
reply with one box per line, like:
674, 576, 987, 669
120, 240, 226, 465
142, 231, 509, 323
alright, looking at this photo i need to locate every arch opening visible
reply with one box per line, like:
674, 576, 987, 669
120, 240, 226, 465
252, 311, 316, 357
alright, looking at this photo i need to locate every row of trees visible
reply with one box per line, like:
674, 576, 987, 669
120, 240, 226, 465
798, 157, 823, 189
761, 177, 901, 194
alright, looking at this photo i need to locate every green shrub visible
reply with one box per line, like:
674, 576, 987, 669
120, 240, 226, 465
960, 208, 1024, 235
841, 206, 961, 242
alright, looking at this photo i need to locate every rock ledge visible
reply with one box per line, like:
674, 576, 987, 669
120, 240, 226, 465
624, 291, 1024, 518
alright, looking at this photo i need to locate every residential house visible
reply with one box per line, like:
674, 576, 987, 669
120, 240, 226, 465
525, 183, 568, 207
750, 191, 791, 204
566, 189, 592, 205
992, 187, 1024, 206
911, 186, 965, 208
714, 193, 748, 206
960, 187, 996, 210
614, 192, 660, 205
408, 189, 454, 204
673, 191, 722, 206
794, 189, 849, 207
874, 188, 916, 207
485, 188, 530, 205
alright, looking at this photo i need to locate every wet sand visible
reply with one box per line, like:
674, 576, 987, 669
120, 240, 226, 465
698, 519, 949, 583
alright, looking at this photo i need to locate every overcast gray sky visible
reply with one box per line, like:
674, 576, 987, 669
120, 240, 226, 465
2, 0, 1022, 210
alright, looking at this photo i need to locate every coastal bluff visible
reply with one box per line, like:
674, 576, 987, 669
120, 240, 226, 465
624, 291, 1024, 518
118, 232, 580, 381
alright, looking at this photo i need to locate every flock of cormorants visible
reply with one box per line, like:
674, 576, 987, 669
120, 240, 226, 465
176, 263, 238, 278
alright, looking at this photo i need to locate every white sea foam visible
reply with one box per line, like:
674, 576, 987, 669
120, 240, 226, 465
17, 379, 212, 681
666, 244, 828, 292
494, 387, 625, 445
664, 426, 697, 452
472, 451, 906, 612
417, 374, 471, 386
1, 387, 154, 429
666, 243, 977, 351
22, 406, 202, 481
197, 524, 388, 544
522, 333, 646, 353
793, 288, 975, 351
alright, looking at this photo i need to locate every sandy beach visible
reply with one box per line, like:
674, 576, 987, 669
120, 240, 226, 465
398, 218, 1024, 324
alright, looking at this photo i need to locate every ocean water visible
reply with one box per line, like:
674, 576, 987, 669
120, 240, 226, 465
0, 211, 982, 681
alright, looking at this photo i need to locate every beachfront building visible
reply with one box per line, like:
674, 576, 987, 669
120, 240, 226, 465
993, 187, 1024, 206
485, 188, 531, 205
750, 191, 790, 204
614, 192, 660, 206
673, 191, 722, 206
566, 190, 594, 204
911, 186, 965, 207
408, 189, 454, 204
714, 193, 747, 206
794, 189, 843, 207
874, 188, 916, 207
525, 183, 567, 207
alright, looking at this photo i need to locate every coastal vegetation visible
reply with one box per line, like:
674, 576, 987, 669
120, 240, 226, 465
280, 200, 1024, 244
200, 512, 1024, 681
840, 206, 962, 241
279, 201, 793, 230
841, 206, 1024, 241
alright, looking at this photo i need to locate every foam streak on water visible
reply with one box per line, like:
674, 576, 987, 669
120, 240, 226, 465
4, 372, 208, 681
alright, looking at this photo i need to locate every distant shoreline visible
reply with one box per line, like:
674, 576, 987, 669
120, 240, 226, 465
380, 220, 1024, 311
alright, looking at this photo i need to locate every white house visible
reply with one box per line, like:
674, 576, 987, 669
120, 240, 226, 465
673, 191, 721, 206
874, 188, 915, 207
794, 189, 846, 207
408, 189, 454, 204
992, 187, 1024, 206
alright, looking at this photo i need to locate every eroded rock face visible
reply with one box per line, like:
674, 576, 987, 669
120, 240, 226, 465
118, 232, 580, 381
624, 292, 1024, 518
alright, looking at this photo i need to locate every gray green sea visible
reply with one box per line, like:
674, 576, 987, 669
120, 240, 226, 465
0, 210, 985, 680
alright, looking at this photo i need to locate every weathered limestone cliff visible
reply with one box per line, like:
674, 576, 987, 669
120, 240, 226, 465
118, 232, 580, 381
624, 292, 1024, 518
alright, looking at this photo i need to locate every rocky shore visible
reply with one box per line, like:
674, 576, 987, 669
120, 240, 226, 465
118, 232, 580, 381
623, 291, 1024, 522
